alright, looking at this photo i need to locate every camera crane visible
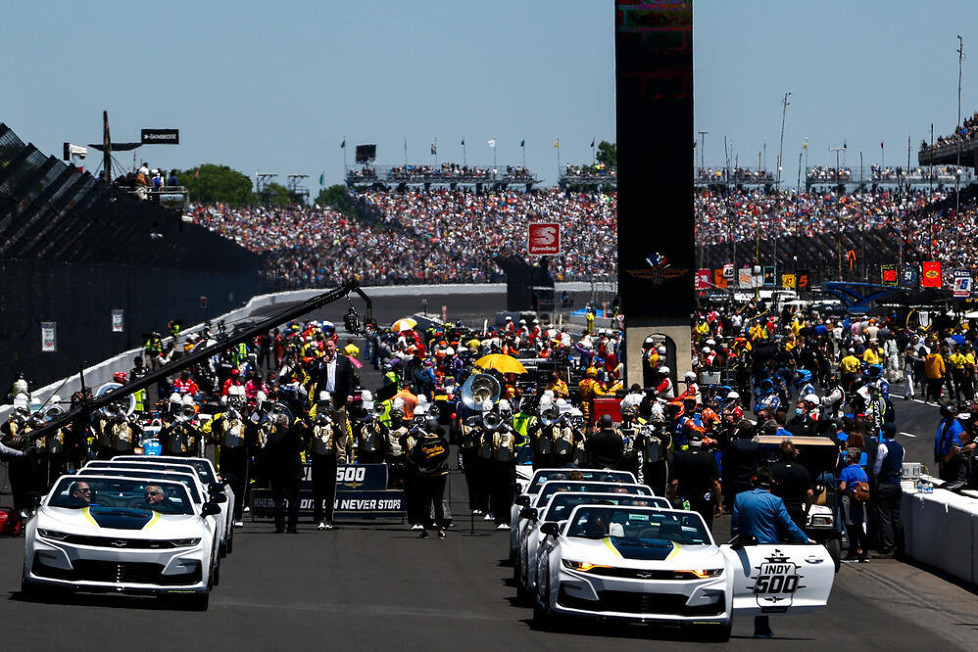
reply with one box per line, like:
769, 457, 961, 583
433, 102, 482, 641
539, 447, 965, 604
26, 279, 374, 442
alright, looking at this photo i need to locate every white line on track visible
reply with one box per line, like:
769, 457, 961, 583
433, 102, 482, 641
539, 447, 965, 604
898, 432, 917, 438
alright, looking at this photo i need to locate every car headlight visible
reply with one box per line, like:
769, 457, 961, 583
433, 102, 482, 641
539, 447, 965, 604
811, 515, 834, 527
561, 559, 611, 572
37, 529, 70, 541
676, 569, 724, 579
169, 538, 202, 547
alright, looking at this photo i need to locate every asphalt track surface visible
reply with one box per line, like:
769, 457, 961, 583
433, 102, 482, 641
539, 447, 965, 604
0, 290, 975, 651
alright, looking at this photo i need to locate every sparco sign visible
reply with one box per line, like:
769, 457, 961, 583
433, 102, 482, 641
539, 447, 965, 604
141, 129, 180, 145
527, 223, 560, 256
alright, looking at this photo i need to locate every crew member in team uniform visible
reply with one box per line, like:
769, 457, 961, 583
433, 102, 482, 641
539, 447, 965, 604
1, 408, 31, 523
160, 394, 201, 457
353, 392, 387, 464
731, 467, 813, 638
304, 395, 345, 531
586, 414, 624, 470
96, 404, 140, 459
202, 386, 254, 527
487, 400, 519, 530
263, 413, 303, 533
457, 402, 489, 515
411, 419, 451, 539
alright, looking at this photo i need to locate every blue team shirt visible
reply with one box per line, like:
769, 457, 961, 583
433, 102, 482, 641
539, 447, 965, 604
935, 419, 965, 458
839, 463, 869, 495
731, 488, 809, 544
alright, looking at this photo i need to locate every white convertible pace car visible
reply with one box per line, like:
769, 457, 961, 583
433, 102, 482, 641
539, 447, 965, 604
533, 505, 835, 641
22, 475, 220, 610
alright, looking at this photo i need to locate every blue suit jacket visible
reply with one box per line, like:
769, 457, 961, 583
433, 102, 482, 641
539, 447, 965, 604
731, 488, 809, 544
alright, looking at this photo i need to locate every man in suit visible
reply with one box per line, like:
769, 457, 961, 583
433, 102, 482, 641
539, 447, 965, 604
315, 336, 357, 456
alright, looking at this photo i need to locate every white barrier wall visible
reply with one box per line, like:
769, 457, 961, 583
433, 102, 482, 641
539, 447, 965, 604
902, 481, 978, 584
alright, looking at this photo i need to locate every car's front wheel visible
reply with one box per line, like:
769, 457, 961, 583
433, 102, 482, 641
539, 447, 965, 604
185, 592, 210, 611
532, 577, 559, 630
693, 620, 732, 643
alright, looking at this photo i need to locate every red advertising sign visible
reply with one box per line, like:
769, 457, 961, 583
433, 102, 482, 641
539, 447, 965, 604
695, 269, 711, 290
527, 223, 560, 256
921, 261, 942, 288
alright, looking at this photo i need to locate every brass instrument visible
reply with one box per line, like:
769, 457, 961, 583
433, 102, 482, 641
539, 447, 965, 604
459, 373, 501, 412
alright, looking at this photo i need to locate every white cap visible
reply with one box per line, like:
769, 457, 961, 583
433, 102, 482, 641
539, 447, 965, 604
685, 371, 697, 381
658, 366, 670, 374
803, 393, 819, 404
726, 391, 740, 400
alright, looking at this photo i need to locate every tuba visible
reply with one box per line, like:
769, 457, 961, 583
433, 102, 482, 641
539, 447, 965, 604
482, 411, 503, 430
460, 373, 501, 412
540, 407, 562, 427
94, 382, 136, 419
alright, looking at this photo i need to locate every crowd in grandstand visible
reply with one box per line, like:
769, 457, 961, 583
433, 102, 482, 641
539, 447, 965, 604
189, 189, 617, 288
807, 166, 853, 182
695, 167, 774, 184
563, 164, 616, 180
189, 179, 978, 291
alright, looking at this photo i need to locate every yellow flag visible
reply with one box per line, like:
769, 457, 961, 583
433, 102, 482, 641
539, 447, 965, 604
553, 139, 560, 148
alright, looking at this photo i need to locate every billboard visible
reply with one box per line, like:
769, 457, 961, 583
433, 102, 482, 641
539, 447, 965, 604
616, 0, 693, 320
355, 144, 377, 163
527, 223, 561, 256
140, 128, 179, 145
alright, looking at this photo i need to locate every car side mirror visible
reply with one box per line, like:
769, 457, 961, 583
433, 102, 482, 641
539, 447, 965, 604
209, 492, 228, 503
201, 502, 222, 517
520, 507, 537, 520
515, 495, 531, 507
540, 522, 559, 537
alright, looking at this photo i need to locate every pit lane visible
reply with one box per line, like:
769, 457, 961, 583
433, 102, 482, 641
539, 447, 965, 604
0, 289, 972, 650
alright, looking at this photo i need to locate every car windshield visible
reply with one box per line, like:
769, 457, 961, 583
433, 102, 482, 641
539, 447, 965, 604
543, 494, 671, 522
527, 469, 635, 494
536, 482, 652, 506
47, 477, 194, 515
77, 469, 202, 503
112, 457, 218, 484
566, 507, 713, 545
86, 460, 214, 485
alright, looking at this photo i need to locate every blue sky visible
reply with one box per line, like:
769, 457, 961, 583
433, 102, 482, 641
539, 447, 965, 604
2, 1, 974, 190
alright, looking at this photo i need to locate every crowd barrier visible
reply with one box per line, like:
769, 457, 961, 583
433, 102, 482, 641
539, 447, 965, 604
902, 477, 978, 584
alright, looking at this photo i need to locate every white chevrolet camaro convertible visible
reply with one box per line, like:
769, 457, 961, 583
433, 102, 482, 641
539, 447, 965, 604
533, 505, 835, 642
23, 475, 220, 610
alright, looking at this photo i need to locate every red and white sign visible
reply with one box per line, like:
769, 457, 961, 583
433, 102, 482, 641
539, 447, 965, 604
527, 223, 561, 256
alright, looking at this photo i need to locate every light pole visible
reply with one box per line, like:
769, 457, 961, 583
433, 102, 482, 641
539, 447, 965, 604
830, 145, 846, 280
956, 36, 964, 249
697, 130, 709, 173
776, 92, 791, 189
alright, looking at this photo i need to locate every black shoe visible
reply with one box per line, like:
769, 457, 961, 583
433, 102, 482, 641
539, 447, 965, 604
420, 529, 430, 539
274, 527, 285, 534
438, 529, 446, 539
754, 629, 774, 639
287, 526, 298, 534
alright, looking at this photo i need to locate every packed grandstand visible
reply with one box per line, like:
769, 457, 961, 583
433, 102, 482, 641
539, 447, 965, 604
188, 182, 978, 290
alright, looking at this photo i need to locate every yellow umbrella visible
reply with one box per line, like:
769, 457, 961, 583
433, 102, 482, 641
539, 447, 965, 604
475, 353, 527, 375
391, 317, 418, 332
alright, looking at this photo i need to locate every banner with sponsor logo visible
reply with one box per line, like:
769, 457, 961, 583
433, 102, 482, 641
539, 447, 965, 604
953, 269, 972, 298
41, 322, 57, 352
713, 268, 727, 289
738, 266, 752, 289
140, 128, 179, 145
527, 223, 560, 256
251, 464, 405, 519
899, 263, 919, 289
695, 268, 711, 290
795, 269, 810, 290
880, 264, 898, 287
111, 309, 124, 333
922, 261, 942, 288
